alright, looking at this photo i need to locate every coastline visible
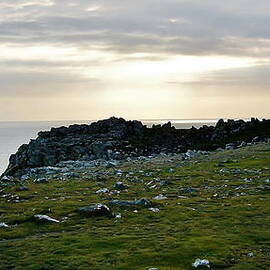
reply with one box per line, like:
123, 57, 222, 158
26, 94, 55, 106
0, 119, 220, 175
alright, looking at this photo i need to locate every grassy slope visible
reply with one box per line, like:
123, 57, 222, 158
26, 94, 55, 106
0, 142, 270, 270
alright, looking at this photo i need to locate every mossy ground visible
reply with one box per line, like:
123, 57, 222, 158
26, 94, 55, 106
0, 143, 270, 269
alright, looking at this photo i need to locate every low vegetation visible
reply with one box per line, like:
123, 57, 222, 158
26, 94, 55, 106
0, 142, 270, 269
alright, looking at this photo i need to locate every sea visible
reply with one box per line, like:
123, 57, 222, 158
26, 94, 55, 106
0, 119, 218, 174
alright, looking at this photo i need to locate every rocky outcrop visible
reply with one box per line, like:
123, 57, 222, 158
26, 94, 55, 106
2, 117, 270, 177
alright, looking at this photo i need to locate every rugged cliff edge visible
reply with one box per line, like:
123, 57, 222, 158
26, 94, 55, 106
3, 117, 270, 177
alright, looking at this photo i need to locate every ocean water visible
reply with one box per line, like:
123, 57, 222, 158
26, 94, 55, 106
0, 119, 218, 174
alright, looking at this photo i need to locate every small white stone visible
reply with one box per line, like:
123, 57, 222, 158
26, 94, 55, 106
192, 258, 210, 268
96, 188, 109, 194
0, 222, 9, 228
34, 215, 60, 223
149, 208, 160, 213
154, 194, 167, 200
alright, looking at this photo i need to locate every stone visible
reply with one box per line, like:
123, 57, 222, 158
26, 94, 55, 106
110, 198, 152, 207
181, 187, 199, 193
192, 258, 210, 268
115, 170, 123, 176
238, 141, 247, 148
149, 208, 160, 212
185, 150, 197, 159
96, 188, 109, 194
114, 181, 129, 190
225, 143, 236, 150
0, 176, 13, 183
16, 186, 29, 191
106, 160, 119, 168
34, 178, 48, 183
251, 136, 261, 143
77, 204, 112, 217
0, 222, 9, 228
21, 175, 30, 181
33, 214, 60, 223
153, 194, 168, 200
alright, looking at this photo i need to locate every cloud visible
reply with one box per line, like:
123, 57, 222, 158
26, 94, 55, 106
0, 0, 270, 57
0, 0, 270, 120
0, 0, 55, 10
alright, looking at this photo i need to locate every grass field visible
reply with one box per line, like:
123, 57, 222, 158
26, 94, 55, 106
0, 142, 270, 269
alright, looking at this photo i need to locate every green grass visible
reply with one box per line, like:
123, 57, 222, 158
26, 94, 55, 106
0, 142, 270, 269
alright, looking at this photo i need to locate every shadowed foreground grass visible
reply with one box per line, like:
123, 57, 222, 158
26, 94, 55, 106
0, 142, 270, 269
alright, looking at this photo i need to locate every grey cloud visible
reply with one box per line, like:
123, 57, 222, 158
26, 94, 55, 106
0, 69, 102, 97
0, 0, 270, 57
168, 64, 270, 95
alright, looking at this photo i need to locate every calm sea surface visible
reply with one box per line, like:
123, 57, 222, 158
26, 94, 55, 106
0, 119, 218, 174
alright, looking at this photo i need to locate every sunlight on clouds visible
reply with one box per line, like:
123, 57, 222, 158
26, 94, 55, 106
86, 5, 102, 12
79, 54, 258, 85
0, 43, 260, 87
0, 44, 116, 63
0, 0, 55, 9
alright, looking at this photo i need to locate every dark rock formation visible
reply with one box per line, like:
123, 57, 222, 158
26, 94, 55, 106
2, 117, 270, 177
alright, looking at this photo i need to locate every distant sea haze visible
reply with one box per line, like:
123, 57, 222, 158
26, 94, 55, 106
0, 119, 219, 174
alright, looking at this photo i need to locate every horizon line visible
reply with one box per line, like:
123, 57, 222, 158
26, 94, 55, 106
0, 116, 269, 123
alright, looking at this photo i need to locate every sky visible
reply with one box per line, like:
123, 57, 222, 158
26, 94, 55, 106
0, 0, 270, 121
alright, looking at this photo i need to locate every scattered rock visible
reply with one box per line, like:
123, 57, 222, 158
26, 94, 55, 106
77, 204, 112, 217
192, 258, 210, 268
33, 214, 60, 223
153, 194, 167, 200
225, 143, 236, 150
0, 222, 9, 228
149, 208, 160, 212
114, 181, 129, 190
34, 178, 48, 183
181, 187, 199, 193
20, 175, 30, 181
16, 186, 29, 191
0, 176, 13, 183
185, 150, 197, 159
110, 198, 152, 207
96, 188, 109, 194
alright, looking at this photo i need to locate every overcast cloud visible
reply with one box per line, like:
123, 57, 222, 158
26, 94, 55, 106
0, 0, 270, 120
